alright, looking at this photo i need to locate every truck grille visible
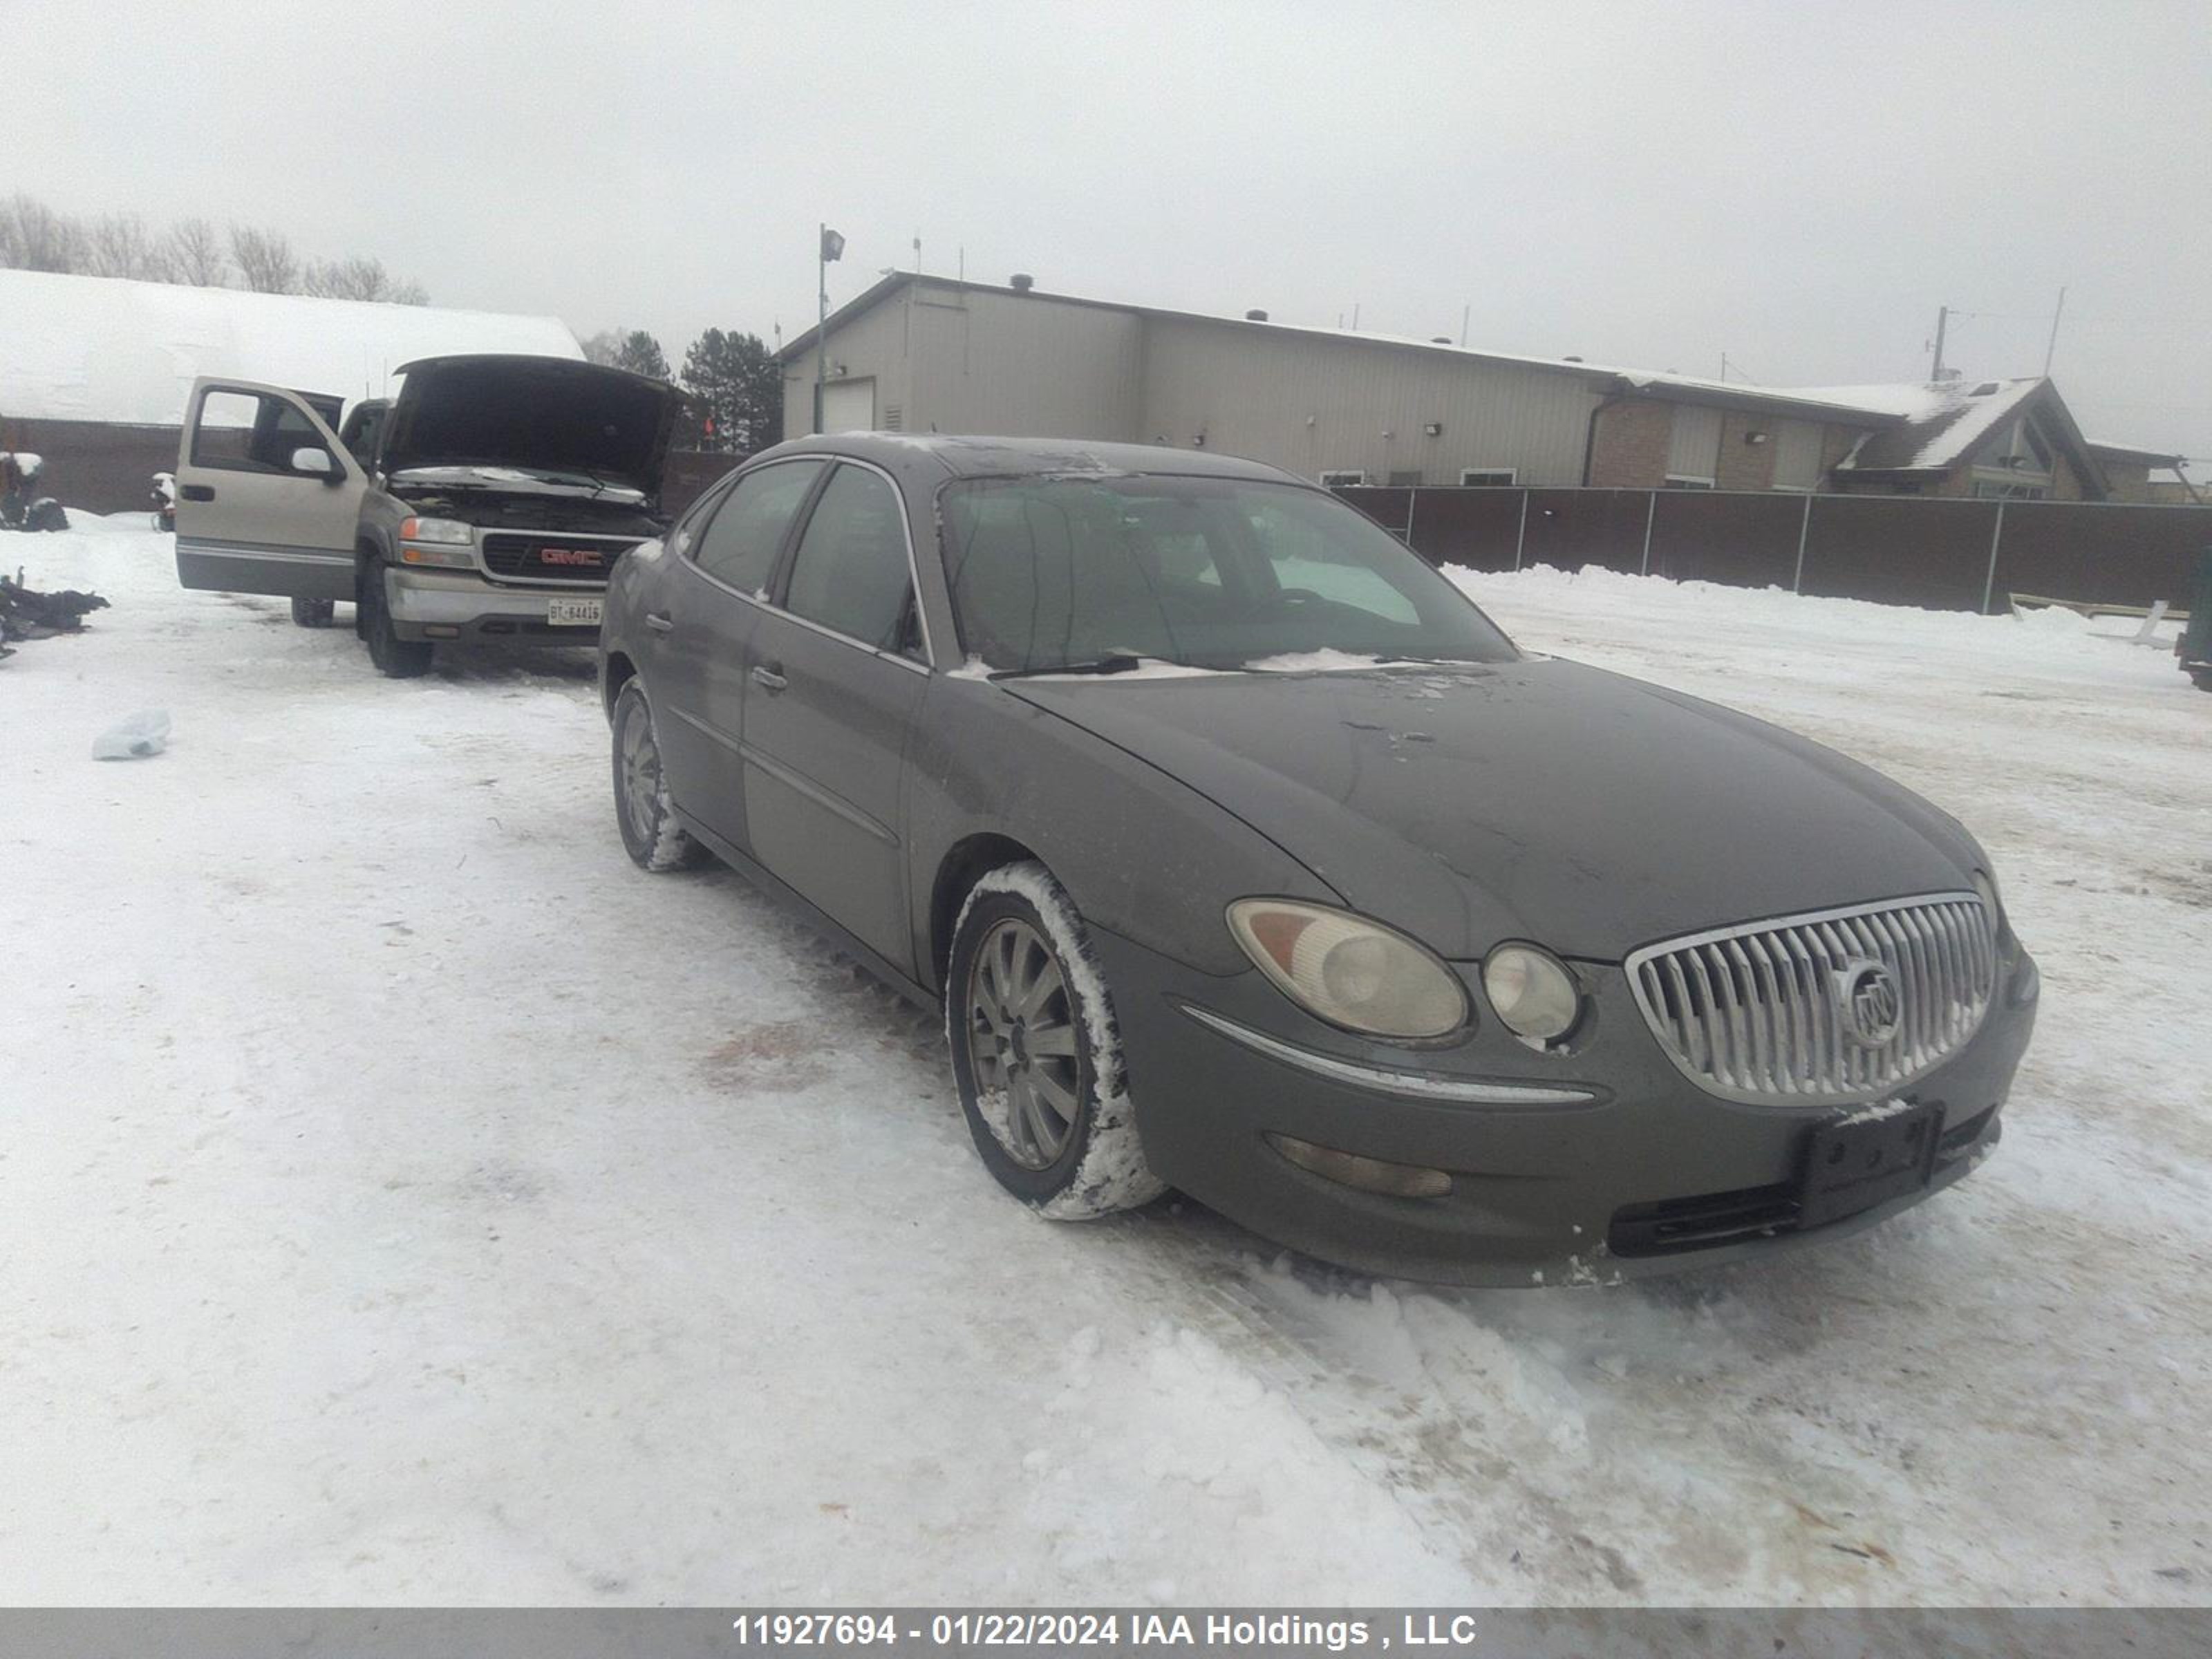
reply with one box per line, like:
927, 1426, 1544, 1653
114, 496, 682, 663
479, 532, 640, 585
1626, 894, 1997, 1105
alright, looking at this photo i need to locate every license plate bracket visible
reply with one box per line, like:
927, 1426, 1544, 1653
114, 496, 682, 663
1799, 1100, 1944, 1229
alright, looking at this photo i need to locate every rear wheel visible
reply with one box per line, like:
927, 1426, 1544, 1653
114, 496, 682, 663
611, 679, 708, 872
947, 861, 1165, 1219
290, 596, 335, 628
358, 561, 432, 678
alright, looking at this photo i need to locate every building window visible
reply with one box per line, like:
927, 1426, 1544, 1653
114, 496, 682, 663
1459, 468, 1517, 487
1385, 469, 1423, 487
1318, 469, 1367, 488
1662, 474, 1716, 490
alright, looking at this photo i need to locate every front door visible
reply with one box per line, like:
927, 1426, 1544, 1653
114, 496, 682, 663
742, 461, 931, 967
652, 456, 827, 844
174, 379, 364, 600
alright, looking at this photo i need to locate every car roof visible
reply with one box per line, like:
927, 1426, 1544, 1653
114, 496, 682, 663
751, 431, 1311, 485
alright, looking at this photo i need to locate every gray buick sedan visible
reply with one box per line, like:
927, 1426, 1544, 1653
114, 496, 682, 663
598, 434, 2038, 1284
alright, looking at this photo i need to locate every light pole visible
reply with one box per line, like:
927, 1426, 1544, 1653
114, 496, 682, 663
814, 224, 845, 434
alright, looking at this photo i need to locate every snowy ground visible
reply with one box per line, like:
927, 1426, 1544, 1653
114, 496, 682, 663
3, 521, 2209, 1606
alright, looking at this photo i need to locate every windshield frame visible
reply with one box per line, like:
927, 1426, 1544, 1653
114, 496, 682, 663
931, 471, 1522, 675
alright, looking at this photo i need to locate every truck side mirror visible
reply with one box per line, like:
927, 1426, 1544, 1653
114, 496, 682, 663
290, 446, 341, 484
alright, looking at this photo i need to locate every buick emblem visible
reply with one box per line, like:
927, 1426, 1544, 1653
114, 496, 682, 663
1835, 958, 1902, 1048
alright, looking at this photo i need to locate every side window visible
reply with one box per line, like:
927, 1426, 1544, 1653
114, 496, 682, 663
668, 474, 739, 561
782, 465, 920, 657
190, 388, 331, 474
691, 460, 824, 593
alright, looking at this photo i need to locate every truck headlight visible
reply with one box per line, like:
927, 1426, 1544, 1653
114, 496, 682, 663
397, 516, 476, 568
1227, 899, 1468, 1040
1482, 944, 1583, 1044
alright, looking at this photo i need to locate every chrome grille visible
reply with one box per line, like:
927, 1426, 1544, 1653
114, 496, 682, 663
1626, 894, 1997, 1105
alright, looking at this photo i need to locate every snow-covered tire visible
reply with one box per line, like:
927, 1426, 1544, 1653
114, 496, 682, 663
290, 596, 335, 628
947, 861, 1167, 1219
611, 679, 709, 872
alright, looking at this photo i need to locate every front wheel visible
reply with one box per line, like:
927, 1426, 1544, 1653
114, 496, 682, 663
611, 679, 709, 872
947, 861, 1165, 1219
358, 561, 432, 678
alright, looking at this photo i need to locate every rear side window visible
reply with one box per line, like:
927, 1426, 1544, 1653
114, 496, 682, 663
782, 465, 920, 657
691, 460, 824, 592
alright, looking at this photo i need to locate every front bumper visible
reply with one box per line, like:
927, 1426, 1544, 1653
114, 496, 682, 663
384, 566, 605, 645
1094, 924, 2038, 1286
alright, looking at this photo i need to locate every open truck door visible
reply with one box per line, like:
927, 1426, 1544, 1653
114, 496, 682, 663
174, 378, 364, 601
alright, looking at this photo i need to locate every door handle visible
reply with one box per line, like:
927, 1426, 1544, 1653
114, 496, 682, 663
644, 611, 675, 633
181, 485, 215, 503
751, 664, 788, 693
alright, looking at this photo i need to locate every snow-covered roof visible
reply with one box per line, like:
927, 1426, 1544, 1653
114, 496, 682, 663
1785, 377, 2043, 471
0, 269, 582, 427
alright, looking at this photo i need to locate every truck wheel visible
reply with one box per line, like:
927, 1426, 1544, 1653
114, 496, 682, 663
358, 561, 433, 678
2191, 669, 2212, 693
947, 861, 1167, 1220
290, 597, 335, 628
611, 680, 708, 871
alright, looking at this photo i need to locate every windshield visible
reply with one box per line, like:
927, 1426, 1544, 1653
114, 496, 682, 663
939, 476, 1520, 673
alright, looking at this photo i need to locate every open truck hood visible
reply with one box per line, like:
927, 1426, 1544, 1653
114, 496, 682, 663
382, 355, 684, 503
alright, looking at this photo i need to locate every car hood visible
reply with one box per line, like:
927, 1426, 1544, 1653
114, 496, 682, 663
382, 355, 684, 500
1003, 658, 1983, 960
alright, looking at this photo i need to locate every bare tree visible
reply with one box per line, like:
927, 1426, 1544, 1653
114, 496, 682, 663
86, 214, 163, 280
301, 253, 428, 304
162, 217, 228, 285
228, 224, 299, 293
1, 194, 89, 272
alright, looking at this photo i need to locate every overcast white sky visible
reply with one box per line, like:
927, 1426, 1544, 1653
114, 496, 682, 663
17, 0, 2212, 460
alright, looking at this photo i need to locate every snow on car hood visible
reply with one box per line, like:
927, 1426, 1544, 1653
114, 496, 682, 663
1003, 658, 1983, 960
381, 355, 684, 500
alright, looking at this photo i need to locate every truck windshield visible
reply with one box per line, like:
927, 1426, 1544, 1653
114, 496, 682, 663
939, 476, 1519, 673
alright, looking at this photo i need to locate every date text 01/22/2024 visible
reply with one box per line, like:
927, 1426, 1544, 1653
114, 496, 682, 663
726, 1612, 1490, 1649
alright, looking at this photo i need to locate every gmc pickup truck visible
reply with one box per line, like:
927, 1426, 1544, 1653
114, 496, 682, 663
173, 355, 683, 676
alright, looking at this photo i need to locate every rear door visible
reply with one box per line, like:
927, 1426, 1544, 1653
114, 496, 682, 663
652, 456, 828, 843
174, 378, 364, 600
741, 460, 932, 967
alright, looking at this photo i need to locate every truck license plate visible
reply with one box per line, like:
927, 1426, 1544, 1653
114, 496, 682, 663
547, 597, 603, 626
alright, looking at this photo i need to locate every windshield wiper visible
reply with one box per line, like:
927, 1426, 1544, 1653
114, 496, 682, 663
988, 653, 1148, 679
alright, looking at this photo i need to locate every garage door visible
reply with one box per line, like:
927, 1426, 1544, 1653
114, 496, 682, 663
821, 378, 876, 433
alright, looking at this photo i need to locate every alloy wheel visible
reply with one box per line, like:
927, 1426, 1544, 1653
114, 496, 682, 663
964, 917, 1082, 1170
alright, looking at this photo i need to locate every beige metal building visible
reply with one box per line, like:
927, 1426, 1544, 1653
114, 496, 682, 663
778, 274, 1891, 491
779, 274, 2189, 502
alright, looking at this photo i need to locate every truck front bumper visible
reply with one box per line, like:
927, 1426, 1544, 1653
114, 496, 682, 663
384, 567, 604, 644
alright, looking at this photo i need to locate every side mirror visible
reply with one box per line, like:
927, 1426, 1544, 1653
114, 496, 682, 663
290, 446, 341, 483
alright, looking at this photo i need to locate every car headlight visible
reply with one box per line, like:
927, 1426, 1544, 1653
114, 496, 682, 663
1482, 943, 1583, 1044
1226, 899, 1468, 1040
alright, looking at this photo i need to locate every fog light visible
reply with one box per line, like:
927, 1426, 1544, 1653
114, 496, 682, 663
1267, 1133, 1452, 1199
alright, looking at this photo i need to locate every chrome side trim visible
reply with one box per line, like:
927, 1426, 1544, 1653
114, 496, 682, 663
1625, 891, 1998, 1107
1178, 1004, 1600, 1106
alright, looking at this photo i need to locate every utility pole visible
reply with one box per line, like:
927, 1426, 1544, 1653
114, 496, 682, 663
2043, 285, 2068, 377
1929, 305, 1950, 382
814, 224, 844, 435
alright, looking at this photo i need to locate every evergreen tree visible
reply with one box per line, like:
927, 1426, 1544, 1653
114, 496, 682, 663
615, 330, 671, 381
682, 328, 783, 453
